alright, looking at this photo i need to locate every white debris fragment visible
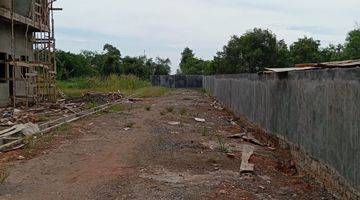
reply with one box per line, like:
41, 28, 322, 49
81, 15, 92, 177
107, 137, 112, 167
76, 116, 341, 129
194, 118, 206, 122
168, 121, 181, 126
13, 109, 21, 115
21, 123, 40, 136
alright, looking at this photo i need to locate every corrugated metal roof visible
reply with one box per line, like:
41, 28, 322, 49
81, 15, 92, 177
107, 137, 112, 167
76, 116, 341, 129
264, 59, 360, 73
264, 67, 318, 73
295, 59, 360, 68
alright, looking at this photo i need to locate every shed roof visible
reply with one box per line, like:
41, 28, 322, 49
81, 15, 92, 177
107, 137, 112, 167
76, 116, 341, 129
295, 59, 360, 68
265, 59, 360, 73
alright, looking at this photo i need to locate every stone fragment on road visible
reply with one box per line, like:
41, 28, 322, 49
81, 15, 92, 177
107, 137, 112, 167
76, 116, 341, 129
240, 144, 255, 173
168, 121, 181, 125
194, 118, 206, 122
228, 133, 247, 139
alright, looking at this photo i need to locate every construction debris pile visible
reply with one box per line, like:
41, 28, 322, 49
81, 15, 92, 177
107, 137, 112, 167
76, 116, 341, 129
0, 91, 127, 152
75, 92, 125, 104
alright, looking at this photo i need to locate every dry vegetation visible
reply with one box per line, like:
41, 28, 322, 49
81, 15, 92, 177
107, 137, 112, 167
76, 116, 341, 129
58, 75, 168, 98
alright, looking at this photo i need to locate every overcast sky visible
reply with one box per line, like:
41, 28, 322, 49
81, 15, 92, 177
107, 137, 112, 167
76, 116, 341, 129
54, 0, 360, 73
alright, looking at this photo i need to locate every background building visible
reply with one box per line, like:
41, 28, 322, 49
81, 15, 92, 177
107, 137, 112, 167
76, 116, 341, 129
0, 0, 57, 107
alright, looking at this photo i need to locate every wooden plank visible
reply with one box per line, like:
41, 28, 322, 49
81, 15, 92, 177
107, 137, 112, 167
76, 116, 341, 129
0, 126, 24, 139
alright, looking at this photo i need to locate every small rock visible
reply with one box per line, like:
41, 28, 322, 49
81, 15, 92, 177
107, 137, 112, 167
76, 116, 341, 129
6, 121, 15, 126
268, 147, 276, 150
194, 118, 205, 122
228, 133, 246, 139
226, 153, 236, 158
219, 189, 226, 194
168, 121, 180, 126
230, 121, 237, 126
13, 109, 21, 115
17, 155, 25, 160
124, 127, 131, 131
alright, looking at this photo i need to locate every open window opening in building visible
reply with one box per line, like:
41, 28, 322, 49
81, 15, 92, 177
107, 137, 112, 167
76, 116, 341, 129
20, 55, 28, 77
0, 64, 6, 83
0, 52, 6, 60
9, 65, 13, 96
21, 67, 28, 78
0, 52, 6, 83
20, 55, 26, 61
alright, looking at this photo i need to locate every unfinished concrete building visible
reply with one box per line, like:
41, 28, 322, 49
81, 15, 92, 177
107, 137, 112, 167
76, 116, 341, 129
0, 0, 57, 107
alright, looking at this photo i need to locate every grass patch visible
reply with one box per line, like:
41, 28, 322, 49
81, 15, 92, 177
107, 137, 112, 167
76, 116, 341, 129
38, 115, 50, 122
165, 106, 174, 113
202, 126, 209, 136
56, 124, 70, 132
199, 88, 209, 95
206, 156, 219, 164
144, 105, 152, 111
58, 75, 168, 98
132, 86, 169, 98
108, 104, 126, 113
179, 107, 188, 116
22, 134, 55, 158
84, 102, 99, 109
0, 165, 10, 184
216, 134, 230, 153
22, 124, 70, 158
125, 122, 135, 128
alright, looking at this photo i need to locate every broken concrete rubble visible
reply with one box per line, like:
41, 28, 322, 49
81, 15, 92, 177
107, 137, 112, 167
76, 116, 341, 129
194, 118, 206, 122
0, 91, 129, 152
168, 121, 181, 126
240, 144, 255, 173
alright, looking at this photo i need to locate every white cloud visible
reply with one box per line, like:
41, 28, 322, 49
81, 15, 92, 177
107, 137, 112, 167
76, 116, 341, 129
53, 0, 360, 73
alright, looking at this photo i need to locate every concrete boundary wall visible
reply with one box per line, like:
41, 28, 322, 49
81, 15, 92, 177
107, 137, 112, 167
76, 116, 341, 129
203, 68, 360, 198
151, 75, 203, 88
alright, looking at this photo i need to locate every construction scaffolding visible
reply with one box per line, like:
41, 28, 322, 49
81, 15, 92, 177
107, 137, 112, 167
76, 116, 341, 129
6, 0, 58, 107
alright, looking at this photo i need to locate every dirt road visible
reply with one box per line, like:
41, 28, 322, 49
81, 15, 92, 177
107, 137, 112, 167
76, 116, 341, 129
0, 90, 335, 200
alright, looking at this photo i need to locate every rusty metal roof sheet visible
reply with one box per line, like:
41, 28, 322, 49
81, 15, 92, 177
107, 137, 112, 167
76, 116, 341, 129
295, 59, 360, 68
264, 59, 360, 73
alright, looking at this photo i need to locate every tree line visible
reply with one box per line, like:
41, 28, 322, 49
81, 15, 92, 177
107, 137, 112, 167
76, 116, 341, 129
56, 44, 171, 80
178, 27, 360, 75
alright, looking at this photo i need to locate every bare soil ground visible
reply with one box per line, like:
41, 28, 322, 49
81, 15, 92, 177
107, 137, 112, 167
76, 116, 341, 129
0, 90, 335, 200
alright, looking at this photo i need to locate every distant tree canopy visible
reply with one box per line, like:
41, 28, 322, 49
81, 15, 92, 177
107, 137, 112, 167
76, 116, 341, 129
178, 47, 208, 75
289, 37, 321, 64
56, 44, 171, 80
57, 27, 360, 79
344, 28, 360, 59
179, 27, 360, 75
213, 28, 287, 74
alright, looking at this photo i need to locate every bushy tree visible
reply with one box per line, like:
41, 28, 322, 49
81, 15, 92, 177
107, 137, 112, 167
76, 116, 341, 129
344, 28, 360, 59
153, 57, 171, 75
213, 28, 285, 74
289, 37, 320, 64
56, 50, 98, 80
319, 44, 345, 62
56, 43, 171, 80
122, 56, 151, 80
179, 47, 207, 75
180, 47, 204, 75
275, 40, 291, 67
102, 44, 121, 76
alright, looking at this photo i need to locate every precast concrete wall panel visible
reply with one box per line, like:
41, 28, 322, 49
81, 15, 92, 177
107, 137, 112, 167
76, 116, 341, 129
151, 75, 203, 88
203, 68, 360, 192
